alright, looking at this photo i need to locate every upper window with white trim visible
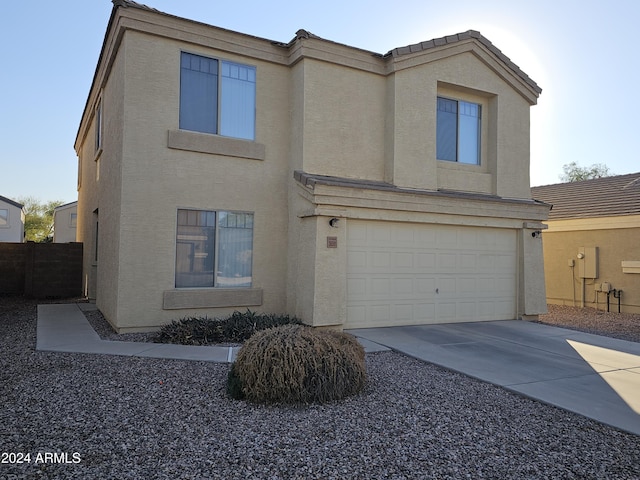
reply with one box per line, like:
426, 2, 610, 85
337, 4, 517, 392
437, 96, 481, 165
179, 52, 256, 141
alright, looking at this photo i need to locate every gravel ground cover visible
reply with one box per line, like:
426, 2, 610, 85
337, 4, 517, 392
538, 304, 640, 343
1, 297, 640, 479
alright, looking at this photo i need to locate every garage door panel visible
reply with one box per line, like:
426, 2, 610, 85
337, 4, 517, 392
370, 304, 391, 322
438, 253, 458, 270
392, 278, 414, 295
438, 278, 457, 295
394, 228, 415, 245
347, 305, 366, 324
417, 253, 436, 268
347, 250, 367, 269
346, 221, 517, 328
415, 303, 436, 320
394, 252, 414, 268
371, 278, 391, 296
416, 278, 436, 294
495, 254, 516, 271
477, 277, 496, 292
346, 277, 367, 297
437, 229, 458, 246
371, 225, 392, 244
372, 252, 391, 268
458, 277, 476, 294
416, 229, 437, 244
393, 304, 414, 322
459, 254, 477, 270
458, 302, 477, 319
437, 302, 457, 319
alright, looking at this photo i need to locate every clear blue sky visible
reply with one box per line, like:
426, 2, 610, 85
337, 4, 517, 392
1, 0, 638, 204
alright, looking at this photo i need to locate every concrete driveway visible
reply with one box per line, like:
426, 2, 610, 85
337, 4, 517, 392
347, 320, 640, 436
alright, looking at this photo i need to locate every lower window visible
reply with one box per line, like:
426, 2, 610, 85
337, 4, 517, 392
175, 209, 253, 288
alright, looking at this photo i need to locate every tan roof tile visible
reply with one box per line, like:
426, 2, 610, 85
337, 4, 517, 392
386, 30, 541, 95
531, 172, 640, 220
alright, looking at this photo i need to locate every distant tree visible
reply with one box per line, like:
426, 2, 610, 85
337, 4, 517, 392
17, 197, 64, 243
560, 162, 612, 182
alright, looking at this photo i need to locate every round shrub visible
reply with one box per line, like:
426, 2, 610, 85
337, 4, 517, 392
228, 324, 367, 404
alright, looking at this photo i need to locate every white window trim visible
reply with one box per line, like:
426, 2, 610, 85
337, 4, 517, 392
179, 51, 257, 141
436, 84, 491, 171
0, 208, 9, 228
175, 208, 255, 289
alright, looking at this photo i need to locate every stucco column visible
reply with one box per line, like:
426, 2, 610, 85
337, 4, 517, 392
312, 216, 347, 327
520, 222, 548, 319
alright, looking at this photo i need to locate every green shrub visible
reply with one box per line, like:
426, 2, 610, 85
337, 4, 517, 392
228, 324, 367, 404
226, 363, 245, 400
153, 310, 302, 345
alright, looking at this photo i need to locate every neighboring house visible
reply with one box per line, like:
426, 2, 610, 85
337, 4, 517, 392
532, 173, 640, 314
53, 201, 78, 243
75, 0, 548, 332
0, 195, 25, 243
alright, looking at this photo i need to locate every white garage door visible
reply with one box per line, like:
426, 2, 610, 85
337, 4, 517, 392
346, 221, 517, 328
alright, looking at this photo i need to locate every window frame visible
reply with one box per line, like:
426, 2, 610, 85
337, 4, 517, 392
0, 208, 9, 227
175, 208, 254, 289
179, 51, 257, 141
95, 97, 103, 155
436, 95, 482, 166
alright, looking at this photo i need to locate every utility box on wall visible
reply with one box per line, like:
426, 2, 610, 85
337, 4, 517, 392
578, 246, 598, 279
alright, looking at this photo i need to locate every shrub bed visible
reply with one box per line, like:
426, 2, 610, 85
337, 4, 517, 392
153, 310, 302, 345
228, 324, 367, 404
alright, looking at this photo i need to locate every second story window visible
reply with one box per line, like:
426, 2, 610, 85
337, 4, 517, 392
437, 97, 481, 165
179, 52, 256, 141
95, 98, 103, 153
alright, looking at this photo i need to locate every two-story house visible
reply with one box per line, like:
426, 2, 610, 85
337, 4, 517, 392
53, 201, 78, 243
0, 195, 25, 243
75, 0, 549, 332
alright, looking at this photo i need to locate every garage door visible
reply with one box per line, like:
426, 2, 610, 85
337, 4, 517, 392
346, 221, 517, 328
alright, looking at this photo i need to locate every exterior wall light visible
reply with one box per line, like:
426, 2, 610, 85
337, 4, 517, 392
329, 218, 339, 228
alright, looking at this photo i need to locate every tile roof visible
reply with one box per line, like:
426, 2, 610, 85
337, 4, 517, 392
386, 30, 541, 95
110, 2, 540, 95
295, 171, 545, 207
531, 172, 640, 220
112, 0, 158, 12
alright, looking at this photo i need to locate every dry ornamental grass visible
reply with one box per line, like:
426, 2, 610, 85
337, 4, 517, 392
230, 324, 367, 404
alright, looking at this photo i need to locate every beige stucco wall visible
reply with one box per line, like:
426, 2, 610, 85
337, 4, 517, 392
76, 29, 126, 324
89, 30, 292, 331
542, 218, 640, 314
294, 51, 533, 200
297, 59, 386, 181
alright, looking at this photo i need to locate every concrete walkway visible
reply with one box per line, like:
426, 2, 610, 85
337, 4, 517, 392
347, 321, 640, 436
37, 304, 640, 435
36, 303, 390, 364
